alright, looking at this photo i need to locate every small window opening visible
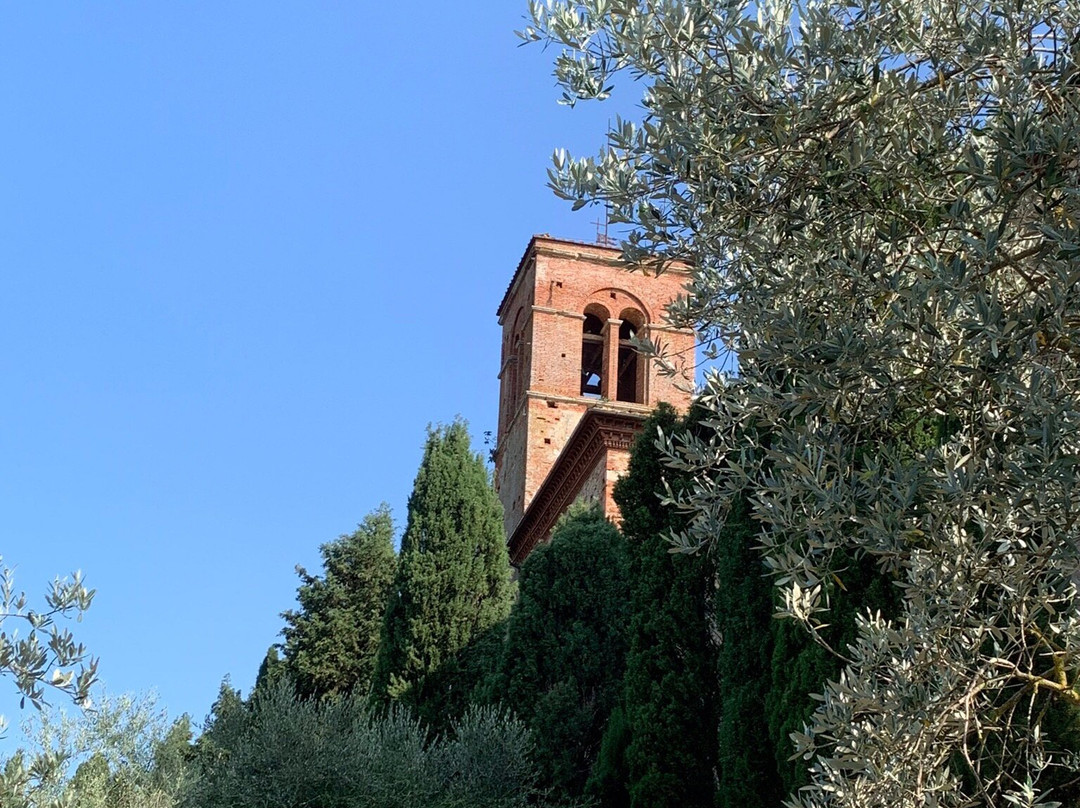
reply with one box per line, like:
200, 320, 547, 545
581, 313, 604, 398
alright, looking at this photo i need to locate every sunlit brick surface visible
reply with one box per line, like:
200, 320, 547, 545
494, 236, 695, 554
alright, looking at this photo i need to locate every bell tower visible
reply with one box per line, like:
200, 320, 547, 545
494, 235, 695, 564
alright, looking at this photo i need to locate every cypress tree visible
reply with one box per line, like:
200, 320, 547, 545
710, 429, 902, 804
762, 551, 899, 796
760, 422, 930, 794
371, 420, 512, 722
500, 504, 630, 801
280, 505, 397, 699
609, 404, 902, 807
713, 496, 784, 808
607, 404, 726, 808
251, 645, 288, 702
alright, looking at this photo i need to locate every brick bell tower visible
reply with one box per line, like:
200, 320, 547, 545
494, 235, 696, 565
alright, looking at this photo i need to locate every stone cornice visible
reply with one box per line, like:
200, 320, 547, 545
508, 407, 646, 566
494, 393, 650, 463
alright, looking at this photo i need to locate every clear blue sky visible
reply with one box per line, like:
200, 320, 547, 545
0, 3, 636, 728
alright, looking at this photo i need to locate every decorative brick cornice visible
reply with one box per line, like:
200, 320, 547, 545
508, 407, 646, 565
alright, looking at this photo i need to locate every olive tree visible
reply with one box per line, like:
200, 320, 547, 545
0, 560, 96, 716
0, 561, 98, 803
524, 1, 1080, 805
0, 692, 186, 808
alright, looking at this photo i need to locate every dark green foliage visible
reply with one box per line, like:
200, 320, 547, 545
188, 678, 423, 808
151, 716, 195, 796
713, 497, 782, 808
0, 694, 197, 808
69, 753, 111, 806
189, 679, 247, 781
421, 613, 510, 725
585, 705, 631, 808
372, 420, 512, 723
757, 415, 935, 794
185, 678, 546, 808
764, 552, 901, 795
608, 404, 899, 807
500, 504, 630, 800
945, 615, 1080, 805
1032, 697, 1080, 806
439, 703, 544, 808
611, 404, 723, 808
252, 645, 287, 701
945, 678, 1080, 807
714, 514, 902, 806
64, 716, 194, 808
281, 504, 397, 700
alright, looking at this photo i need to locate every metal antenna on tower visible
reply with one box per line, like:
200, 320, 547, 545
592, 118, 618, 248
592, 205, 616, 247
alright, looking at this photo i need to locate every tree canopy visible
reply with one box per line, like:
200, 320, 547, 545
526, 1, 1080, 805
188, 678, 544, 808
608, 405, 720, 808
372, 420, 513, 722
0, 692, 191, 808
281, 504, 397, 699
499, 504, 629, 800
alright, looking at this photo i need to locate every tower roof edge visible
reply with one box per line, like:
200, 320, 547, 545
496, 235, 624, 319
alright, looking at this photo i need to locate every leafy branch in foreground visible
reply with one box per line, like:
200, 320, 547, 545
526, 1, 1080, 805
0, 560, 97, 717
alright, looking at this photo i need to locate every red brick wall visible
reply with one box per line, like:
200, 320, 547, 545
577, 454, 608, 508
601, 447, 632, 525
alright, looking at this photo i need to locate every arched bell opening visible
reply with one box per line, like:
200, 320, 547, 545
580, 312, 606, 398
616, 309, 646, 403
